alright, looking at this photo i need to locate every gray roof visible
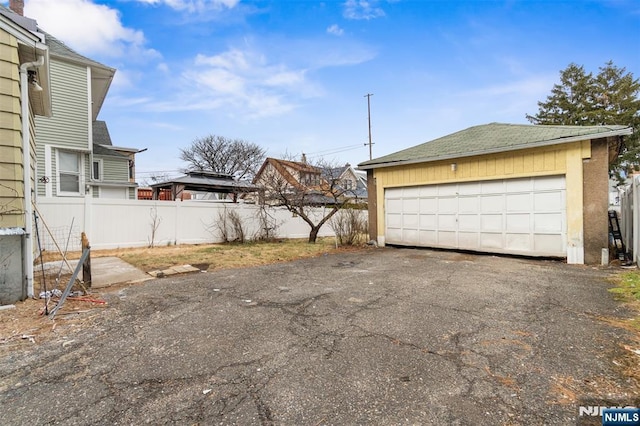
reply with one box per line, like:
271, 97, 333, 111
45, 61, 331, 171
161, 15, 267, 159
151, 171, 260, 193
43, 31, 113, 71
92, 143, 128, 158
0, 5, 37, 32
358, 123, 633, 170
93, 120, 112, 146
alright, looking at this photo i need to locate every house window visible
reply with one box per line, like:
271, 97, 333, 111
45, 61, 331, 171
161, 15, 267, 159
301, 172, 320, 186
344, 179, 353, 190
128, 159, 134, 181
92, 159, 102, 181
58, 151, 81, 194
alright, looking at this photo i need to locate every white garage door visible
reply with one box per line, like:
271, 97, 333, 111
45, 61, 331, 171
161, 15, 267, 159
385, 175, 566, 257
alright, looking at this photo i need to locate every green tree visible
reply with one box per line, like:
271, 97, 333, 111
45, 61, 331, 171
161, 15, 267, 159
526, 61, 640, 183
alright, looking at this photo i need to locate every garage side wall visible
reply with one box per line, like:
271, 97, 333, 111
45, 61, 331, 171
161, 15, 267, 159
371, 141, 592, 263
582, 138, 609, 264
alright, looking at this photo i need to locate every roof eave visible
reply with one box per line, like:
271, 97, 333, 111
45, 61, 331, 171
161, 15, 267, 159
358, 127, 634, 170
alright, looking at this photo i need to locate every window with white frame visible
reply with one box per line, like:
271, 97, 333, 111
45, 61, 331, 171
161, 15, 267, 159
92, 159, 102, 181
58, 150, 81, 194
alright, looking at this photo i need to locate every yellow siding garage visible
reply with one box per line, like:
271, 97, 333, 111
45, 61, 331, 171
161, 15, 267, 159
359, 123, 634, 265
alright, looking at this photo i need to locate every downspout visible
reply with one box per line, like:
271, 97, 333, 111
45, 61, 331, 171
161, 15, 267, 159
20, 55, 44, 298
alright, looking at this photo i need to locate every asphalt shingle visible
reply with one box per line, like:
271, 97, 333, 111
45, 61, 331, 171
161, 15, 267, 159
358, 123, 632, 169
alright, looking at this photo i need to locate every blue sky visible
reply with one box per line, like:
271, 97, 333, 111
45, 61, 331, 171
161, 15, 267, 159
14, 0, 640, 182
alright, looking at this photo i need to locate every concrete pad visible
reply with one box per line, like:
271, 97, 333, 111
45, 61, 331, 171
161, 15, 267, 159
89, 257, 151, 289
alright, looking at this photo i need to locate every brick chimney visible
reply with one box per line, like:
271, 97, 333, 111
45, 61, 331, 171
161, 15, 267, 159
9, 0, 24, 16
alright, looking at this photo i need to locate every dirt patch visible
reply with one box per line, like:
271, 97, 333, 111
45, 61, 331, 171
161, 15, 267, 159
0, 296, 109, 356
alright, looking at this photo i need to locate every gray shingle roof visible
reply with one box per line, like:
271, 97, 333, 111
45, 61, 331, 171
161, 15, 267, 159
93, 120, 112, 146
358, 123, 633, 169
92, 143, 128, 158
43, 31, 114, 72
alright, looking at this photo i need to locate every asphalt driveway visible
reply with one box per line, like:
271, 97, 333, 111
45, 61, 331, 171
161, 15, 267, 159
0, 247, 637, 425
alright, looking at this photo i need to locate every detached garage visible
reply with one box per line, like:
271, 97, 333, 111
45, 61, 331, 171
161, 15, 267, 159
358, 123, 633, 264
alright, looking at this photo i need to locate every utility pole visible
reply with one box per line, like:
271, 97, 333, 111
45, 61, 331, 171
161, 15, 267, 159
364, 93, 374, 160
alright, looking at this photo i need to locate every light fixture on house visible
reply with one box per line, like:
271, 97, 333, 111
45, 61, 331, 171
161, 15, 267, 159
27, 70, 43, 92
451, 163, 457, 172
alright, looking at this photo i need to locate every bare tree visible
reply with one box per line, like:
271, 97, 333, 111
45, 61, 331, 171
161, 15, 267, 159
256, 157, 360, 243
180, 135, 266, 181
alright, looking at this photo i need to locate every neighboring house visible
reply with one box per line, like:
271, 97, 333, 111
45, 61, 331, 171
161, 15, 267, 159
252, 157, 324, 204
253, 157, 364, 205
358, 122, 633, 265
29, 28, 139, 199
0, 3, 52, 303
329, 163, 368, 202
91, 120, 141, 199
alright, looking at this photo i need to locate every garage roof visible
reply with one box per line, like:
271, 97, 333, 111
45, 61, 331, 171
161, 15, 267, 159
358, 123, 633, 170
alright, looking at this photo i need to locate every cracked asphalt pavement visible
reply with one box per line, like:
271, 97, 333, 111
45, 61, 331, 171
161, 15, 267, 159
1, 247, 637, 425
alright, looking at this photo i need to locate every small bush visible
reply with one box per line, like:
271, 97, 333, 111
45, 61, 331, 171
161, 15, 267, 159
329, 207, 368, 246
211, 206, 246, 243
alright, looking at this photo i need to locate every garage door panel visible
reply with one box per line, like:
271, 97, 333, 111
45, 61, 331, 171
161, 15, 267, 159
506, 213, 531, 232
384, 176, 566, 257
419, 186, 438, 197
419, 230, 437, 245
506, 193, 531, 212
534, 192, 563, 212
402, 229, 419, 244
402, 198, 419, 213
438, 185, 458, 196
387, 198, 403, 212
534, 234, 564, 253
403, 213, 419, 228
481, 195, 503, 213
506, 178, 533, 193
481, 180, 504, 194
458, 196, 478, 213
534, 175, 565, 190
402, 187, 421, 197
438, 197, 457, 213
533, 213, 564, 232
481, 214, 502, 232
458, 214, 479, 231
458, 232, 479, 249
387, 213, 403, 228
506, 233, 531, 251
419, 198, 436, 213
480, 233, 503, 249
438, 214, 457, 230
438, 231, 456, 246
458, 182, 481, 195
420, 214, 436, 229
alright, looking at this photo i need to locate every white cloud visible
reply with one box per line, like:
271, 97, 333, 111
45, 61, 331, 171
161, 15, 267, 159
173, 47, 310, 118
327, 24, 344, 36
343, 0, 385, 20
133, 0, 239, 13
25, 0, 157, 59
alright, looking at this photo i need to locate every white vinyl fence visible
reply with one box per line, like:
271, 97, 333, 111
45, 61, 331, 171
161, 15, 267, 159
35, 197, 344, 252
620, 175, 640, 264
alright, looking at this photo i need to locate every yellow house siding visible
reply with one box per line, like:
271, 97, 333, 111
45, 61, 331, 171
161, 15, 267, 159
0, 29, 24, 229
373, 142, 585, 251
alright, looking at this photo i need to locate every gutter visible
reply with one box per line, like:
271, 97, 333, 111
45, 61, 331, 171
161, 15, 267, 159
19, 55, 44, 298
358, 126, 634, 170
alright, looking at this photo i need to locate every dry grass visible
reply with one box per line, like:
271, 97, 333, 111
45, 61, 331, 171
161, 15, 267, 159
39, 237, 355, 273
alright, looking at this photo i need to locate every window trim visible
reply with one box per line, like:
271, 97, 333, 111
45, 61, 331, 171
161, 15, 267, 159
92, 158, 103, 181
56, 150, 83, 196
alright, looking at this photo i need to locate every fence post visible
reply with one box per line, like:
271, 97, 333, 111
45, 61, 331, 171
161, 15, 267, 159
81, 232, 91, 288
